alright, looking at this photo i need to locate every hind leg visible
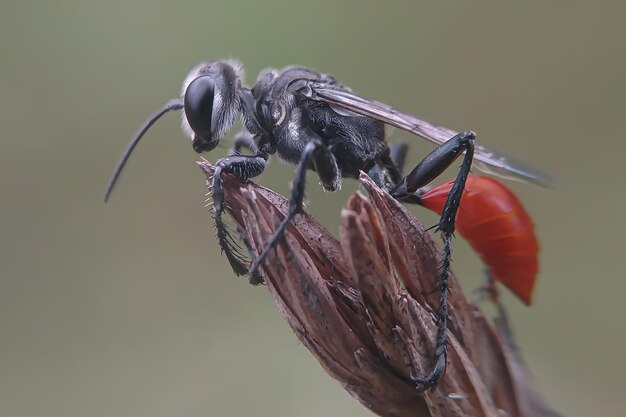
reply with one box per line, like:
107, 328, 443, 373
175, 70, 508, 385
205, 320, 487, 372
390, 131, 476, 391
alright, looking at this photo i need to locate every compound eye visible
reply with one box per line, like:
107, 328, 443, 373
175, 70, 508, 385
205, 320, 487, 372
184, 76, 215, 138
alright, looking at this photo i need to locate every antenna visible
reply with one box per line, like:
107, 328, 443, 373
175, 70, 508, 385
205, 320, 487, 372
104, 99, 184, 202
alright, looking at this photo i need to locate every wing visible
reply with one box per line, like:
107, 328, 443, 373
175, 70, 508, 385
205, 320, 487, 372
306, 84, 552, 188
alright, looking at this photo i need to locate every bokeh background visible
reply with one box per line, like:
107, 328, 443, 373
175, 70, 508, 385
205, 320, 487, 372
1, 1, 624, 416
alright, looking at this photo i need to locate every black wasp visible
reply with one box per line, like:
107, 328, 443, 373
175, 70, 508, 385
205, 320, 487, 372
104, 59, 549, 391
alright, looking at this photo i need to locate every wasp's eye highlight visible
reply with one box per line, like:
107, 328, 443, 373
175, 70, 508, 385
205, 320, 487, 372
184, 76, 215, 139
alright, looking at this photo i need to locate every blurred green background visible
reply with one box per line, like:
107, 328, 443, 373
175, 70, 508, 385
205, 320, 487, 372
1, 1, 624, 416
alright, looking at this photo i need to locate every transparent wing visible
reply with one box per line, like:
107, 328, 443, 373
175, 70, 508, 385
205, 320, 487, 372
306, 85, 552, 188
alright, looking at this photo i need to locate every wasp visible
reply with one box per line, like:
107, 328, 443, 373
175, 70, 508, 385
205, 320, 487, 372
105, 59, 549, 390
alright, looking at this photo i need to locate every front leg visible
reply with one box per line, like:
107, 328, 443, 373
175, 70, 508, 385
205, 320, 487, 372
390, 131, 476, 391
247, 139, 340, 278
212, 150, 268, 283
227, 131, 258, 156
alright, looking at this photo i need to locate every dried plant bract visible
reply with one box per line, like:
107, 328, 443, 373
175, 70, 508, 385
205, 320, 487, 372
199, 160, 559, 417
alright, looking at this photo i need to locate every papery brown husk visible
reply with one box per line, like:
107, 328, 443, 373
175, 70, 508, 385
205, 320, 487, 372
199, 160, 558, 417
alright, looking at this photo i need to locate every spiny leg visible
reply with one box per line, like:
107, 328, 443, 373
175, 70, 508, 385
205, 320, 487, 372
224, 131, 263, 281
212, 150, 268, 282
390, 131, 476, 391
247, 140, 339, 278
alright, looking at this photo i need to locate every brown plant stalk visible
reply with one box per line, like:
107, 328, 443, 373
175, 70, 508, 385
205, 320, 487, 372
198, 160, 558, 417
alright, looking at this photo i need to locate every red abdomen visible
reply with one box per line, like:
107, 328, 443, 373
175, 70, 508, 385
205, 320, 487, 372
420, 175, 538, 305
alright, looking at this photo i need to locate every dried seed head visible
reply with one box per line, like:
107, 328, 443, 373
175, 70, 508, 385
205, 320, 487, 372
198, 160, 559, 417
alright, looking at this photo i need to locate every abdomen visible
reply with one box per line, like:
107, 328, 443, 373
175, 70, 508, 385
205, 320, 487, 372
419, 175, 539, 305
